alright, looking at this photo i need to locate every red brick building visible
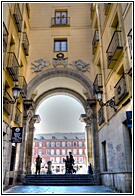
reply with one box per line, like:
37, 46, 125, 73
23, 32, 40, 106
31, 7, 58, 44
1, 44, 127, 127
32, 132, 87, 174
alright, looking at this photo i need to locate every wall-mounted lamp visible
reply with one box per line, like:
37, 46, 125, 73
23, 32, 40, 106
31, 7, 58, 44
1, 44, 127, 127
95, 89, 117, 112
3, 85, 22, 104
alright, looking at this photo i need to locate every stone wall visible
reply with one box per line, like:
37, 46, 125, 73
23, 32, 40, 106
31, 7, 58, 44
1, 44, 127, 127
100, 173, 132, 193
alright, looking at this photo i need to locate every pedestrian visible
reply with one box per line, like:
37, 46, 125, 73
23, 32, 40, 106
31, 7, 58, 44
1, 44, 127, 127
88, 163, 93, 175
69, 152, 75, 174
35, 155, 42, 175
65, 155, 69, 173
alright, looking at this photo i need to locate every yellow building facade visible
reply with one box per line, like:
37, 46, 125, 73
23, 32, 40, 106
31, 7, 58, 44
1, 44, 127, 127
3, 3, 132, 193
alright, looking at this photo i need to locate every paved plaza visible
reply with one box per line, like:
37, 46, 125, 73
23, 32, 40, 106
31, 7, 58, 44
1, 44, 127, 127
3, 185, 115, 194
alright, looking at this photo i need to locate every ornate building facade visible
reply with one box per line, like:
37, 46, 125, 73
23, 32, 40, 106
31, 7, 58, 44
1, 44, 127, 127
32, 132, 87, 174
3, 3, 132, 193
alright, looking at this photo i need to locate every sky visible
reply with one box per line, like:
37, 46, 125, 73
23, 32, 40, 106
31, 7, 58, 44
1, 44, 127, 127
34, 95, 86, 134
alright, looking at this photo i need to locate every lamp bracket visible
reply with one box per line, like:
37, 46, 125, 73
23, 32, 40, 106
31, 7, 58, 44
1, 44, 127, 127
99, 97, 117, 111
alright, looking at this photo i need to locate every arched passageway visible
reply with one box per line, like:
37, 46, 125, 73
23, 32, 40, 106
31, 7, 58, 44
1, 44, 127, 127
23, 68, 100, 175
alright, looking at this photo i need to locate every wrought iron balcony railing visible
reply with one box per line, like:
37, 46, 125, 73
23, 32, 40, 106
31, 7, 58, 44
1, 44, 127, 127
51, 16, 70, 26
92, 30, 99, 54
6, 52, 19, 81
13, 3, 23, 32
22, 32, 29, 56
106, 30, 123, 69
3, 89, 12, 114
18, 76, 27, 98
3, 22, 9, 52
93, 74, 103, 94
114, 75, 128, 105
90, 3, 95, 19
14, 106, 22, 125
127, 28, 132, 59
26, 3, 30, 19
104, 3, 111, 15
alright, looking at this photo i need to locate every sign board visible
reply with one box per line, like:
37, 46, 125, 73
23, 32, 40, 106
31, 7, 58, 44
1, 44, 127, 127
11, 127, 24, 143
126, 111, 132, 128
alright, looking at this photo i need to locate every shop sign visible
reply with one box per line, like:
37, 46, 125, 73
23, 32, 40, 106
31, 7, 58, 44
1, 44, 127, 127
11, 127, 24, 143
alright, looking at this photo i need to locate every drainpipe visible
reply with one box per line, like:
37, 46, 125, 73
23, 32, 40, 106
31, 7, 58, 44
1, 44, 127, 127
96, 4, 108, 122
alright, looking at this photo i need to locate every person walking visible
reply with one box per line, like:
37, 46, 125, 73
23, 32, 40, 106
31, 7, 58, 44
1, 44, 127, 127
35, 155, 42, 175
69, 152, 75, 174
65, 155, 69, 173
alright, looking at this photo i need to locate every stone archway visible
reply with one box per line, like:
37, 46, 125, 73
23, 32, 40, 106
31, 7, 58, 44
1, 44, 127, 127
27, 68, 94, 99
25, 68, 99, 174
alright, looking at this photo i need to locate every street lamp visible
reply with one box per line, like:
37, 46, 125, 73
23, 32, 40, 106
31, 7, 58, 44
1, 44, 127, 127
3, 85, 22, 104
95, 89, 117, 112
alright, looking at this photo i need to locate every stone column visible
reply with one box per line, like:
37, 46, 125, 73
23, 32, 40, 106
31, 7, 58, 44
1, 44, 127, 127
85, 99, 100, 174
85, 123, 93, 165
18, 100, 35, 180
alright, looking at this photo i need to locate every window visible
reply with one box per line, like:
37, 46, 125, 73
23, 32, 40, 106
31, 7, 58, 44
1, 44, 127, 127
56, 157, 60, 163
46, 142, 50, 147
67, 142, 71, 147
38, 149, 42, 155
55, 11, 67, 25
79, 157, 83, 163
54, 40, 67, 51
62, 142, 65, 147
56, 142, 60, 147
62, 149, 66, 155
56, 149, 60, 155
39, 142, 42, 147
127, 28, 132, 59
79, 141, 82, 147
51, 142, 55, 147
73, 149, 77, 154
67, 149, 71, 154
73, 142, 77, 146
79, 149, 82, 155
46, 149, 50, 155
51, 149, 54, 155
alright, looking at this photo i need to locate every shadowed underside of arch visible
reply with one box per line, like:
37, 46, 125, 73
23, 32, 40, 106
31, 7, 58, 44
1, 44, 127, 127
27, 68, 94, 101
34, 88, 86, 109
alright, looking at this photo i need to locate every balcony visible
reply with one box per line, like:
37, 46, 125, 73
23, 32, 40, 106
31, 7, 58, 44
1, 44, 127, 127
92, 30, 99, 54
90, 3, 95, 19
51, 16, 70, 26
13, 3, 22, 32
114, 75, 128, 105
127, 28, 132, 59
104, 3, 111, 15
93, 74, 103, 94
3, 90, 12, 114
22, 32, 29, 56
6, 52, 19, 81
98, 107, 105, 125
18, 76, 27, 98
3, 22, 9, 52
14, 106, 22, 125
106, 30, 123, 69
26, 3, 30, 19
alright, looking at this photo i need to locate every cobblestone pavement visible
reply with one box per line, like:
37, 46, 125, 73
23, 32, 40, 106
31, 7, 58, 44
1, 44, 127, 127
3, 185, 115, 194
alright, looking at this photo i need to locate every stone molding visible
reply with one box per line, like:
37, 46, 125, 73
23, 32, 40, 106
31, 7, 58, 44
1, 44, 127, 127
27, 68, 93, 99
